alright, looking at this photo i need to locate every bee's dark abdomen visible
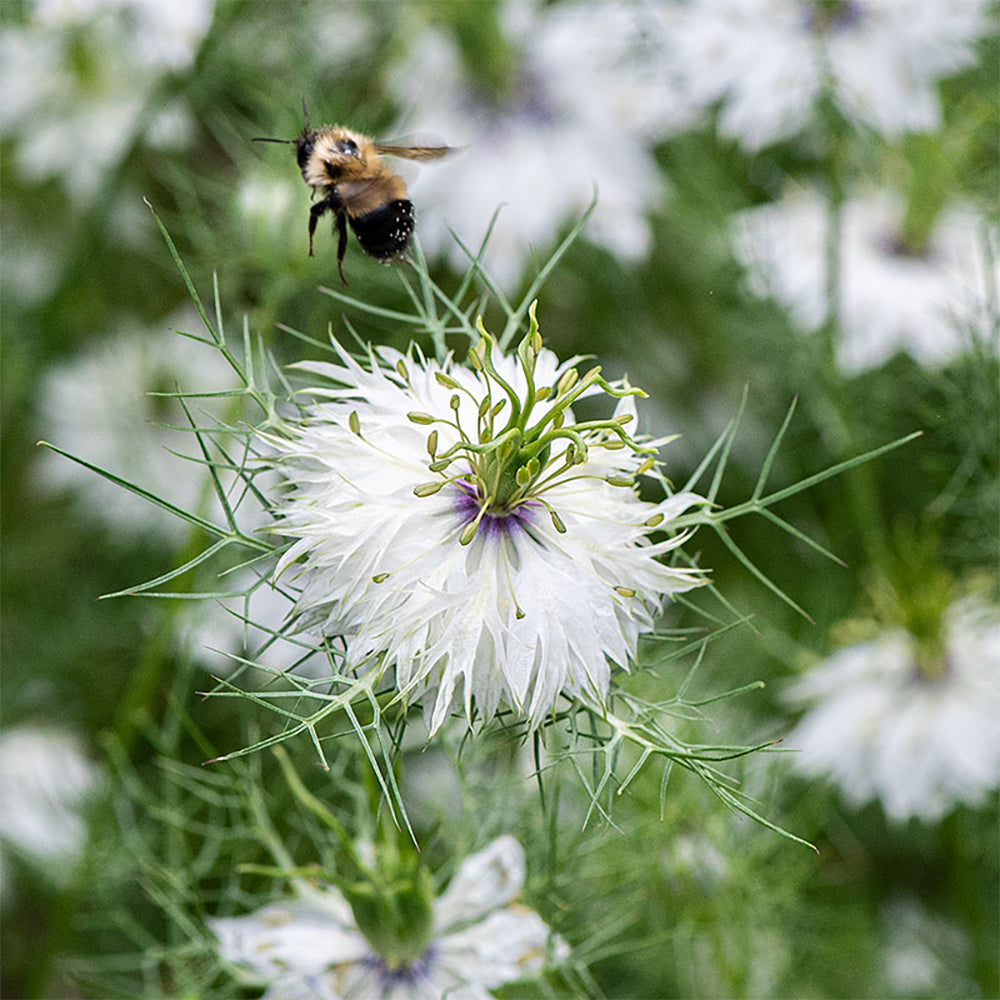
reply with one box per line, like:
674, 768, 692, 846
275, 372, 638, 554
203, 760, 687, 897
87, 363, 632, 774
348, 199, 414, 261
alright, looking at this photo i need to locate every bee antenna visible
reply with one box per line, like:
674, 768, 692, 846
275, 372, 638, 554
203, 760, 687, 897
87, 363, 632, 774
301, 96, 310, 130
252, 136, 293, 144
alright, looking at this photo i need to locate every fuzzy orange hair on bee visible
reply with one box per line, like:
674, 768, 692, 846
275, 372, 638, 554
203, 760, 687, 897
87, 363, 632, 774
254, 99, 453, 285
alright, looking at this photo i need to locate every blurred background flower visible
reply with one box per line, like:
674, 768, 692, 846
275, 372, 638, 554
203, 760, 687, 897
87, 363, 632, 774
734, 186, 994, 371
2, 0, 997, 997
663, 0, 989, 149
785, 594, 1000, 822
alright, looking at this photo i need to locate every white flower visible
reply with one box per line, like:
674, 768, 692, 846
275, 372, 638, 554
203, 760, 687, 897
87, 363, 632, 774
881, 897, 973, 997
733, 188, 995, 371
1, 0, 212, 201
0, 724, 99, 898
785, 598, 1000, 822
664, 0, 988, 149
385, 2, 694, 285
34, 317, 241, 540
267, 331, 704, 733
211, 836, 567, 1000
33, 0, 215, 70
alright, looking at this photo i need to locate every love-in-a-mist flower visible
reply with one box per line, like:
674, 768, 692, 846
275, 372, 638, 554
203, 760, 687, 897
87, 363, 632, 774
733, 188, 993, 372
385, 2, 695, 285
267, 310, 705, 733
663, 0, 988, 149
211, 835, 567, 1000
785, 597, 1000, 822
0, 724, 99, 899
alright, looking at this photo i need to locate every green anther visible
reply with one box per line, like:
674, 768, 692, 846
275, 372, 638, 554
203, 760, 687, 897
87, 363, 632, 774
491, 400, 506, 417
637, 458, 655, 474
549, 509, 567, 533
607, 476, 634, 488
413, 482, 443, 497
429, 458, 452, 473
478, 396, 491, 418
526, 457, 540, 476
515, 606, 525, 620
551, 411, 565, 429
582, 365, 601, 382
435, 371, 459, 389
372, 572, 391, 584
396, 359, 409, 381
614, 413, 634, 425
407, 412, 435, 425
614, 586, 636, 598
602, 440, 626, 450
426, 430, 438, 457
574, 447, 588, 465
556, 368, 578, 396
348, 411, 361, 435
450, 394, 461, 411
645, 513, 665, 527
516, 466, 532, 486
535, 386, 551, 401
459, 520, 479, 545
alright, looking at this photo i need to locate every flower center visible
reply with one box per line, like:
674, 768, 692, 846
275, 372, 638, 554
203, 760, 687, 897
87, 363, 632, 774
805, 0, 866, 33
453, 480, 538, 538
363, 945, 437, 998
407, 306, 651, 547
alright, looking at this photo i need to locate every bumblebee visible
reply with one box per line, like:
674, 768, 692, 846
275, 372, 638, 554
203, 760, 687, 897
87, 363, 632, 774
255, 101, 452, 284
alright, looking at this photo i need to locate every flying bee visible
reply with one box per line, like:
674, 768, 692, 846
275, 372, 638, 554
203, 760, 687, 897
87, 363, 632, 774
254, 100, 453, 285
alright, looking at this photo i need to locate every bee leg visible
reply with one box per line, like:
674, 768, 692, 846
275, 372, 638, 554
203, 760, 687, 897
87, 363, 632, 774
335, 210, 349, 286
308, 197, 332, 257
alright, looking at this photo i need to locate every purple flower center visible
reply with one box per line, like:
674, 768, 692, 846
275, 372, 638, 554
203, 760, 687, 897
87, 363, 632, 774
804, 0, 866, 33
453, 481, 538, 539
362, 945, 437, 997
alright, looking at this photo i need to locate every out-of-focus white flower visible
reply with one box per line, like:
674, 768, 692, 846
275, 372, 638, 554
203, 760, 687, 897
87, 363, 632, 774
266, 328, 705, 733
386, 2, 694, 285
0, 724, 99, 898
785, 598, 1000, 822
211, 836, 567, 1000
881, 897, 972, 997
34, 317, 241, 541
33, 0, 215, 70
664, 0, 987, 149
1, 0, 212, 201
733, 188, 994, 371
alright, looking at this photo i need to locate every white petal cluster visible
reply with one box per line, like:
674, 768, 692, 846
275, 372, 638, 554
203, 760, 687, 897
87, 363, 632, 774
733, 188, 994, 372
386, 2, 695, 285
785, 598, 1000, 822
664, 0, 988, 149
1, 0, 213, 201
0, 724, 99, 897
34, 317, 241, 540
267, 338, 703, 732
211, 836, 567, 1000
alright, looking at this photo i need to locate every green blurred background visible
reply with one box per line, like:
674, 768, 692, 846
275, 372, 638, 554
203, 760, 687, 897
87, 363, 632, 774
2, 2, 997, 998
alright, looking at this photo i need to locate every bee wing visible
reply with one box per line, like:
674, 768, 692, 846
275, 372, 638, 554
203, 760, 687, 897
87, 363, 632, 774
373, 140, 456, 162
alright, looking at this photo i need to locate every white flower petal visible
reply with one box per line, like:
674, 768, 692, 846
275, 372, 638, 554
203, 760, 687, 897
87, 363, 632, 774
210, 889, 367, 981
434, 836, 526, 930
436, 906, 567, 991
